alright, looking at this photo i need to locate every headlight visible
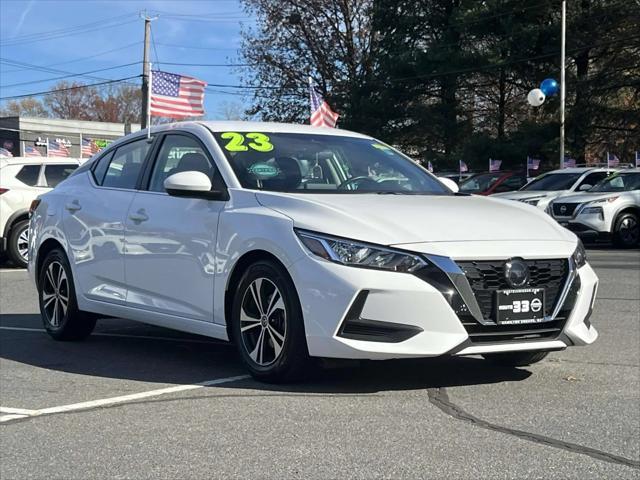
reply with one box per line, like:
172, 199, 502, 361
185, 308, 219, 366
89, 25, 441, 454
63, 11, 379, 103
296, 230, 427, 273
572, 239, 587, 268
590, 196, 619, 204
523, 199, 540, 206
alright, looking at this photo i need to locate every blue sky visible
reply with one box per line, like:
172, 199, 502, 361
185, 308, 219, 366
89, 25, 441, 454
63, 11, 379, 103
0, 0, 256, 119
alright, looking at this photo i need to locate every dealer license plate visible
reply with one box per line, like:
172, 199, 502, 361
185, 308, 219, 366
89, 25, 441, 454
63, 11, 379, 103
496, 288, 545, 325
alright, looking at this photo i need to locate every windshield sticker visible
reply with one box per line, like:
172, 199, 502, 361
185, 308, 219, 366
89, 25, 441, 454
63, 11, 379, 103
371, 143, 390, 150
221, 132, 274, 152
248, 163, 280, 178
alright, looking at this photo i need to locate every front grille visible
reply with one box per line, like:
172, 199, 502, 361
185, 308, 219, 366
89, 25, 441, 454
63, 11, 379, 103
458, 259, 569, 320
553, 203, 579, 216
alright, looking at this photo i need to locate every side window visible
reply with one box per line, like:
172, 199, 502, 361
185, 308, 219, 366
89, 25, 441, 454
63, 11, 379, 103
44, 164, 78, 187
494, 176, 525, 193
92, 151, 114, 185
577, 172, 607, 190
148, 134, 216, 192
101, 139, 151, 190
15, 164, 41, 186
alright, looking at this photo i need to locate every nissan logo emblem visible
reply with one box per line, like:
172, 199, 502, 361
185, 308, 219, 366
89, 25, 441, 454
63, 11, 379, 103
504, 258, 529, 288
560, 205, 567, 214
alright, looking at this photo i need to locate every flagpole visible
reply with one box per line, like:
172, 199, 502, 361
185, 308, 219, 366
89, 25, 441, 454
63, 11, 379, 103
79, 132, 83, 159
147, 64, 152, 139
46, 137, 49, 158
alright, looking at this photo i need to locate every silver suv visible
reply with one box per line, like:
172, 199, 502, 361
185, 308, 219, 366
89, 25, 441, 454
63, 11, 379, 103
548, 169, 640, 248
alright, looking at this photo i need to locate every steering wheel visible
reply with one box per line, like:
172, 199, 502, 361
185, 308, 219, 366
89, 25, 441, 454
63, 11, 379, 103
337, 176, 379, 190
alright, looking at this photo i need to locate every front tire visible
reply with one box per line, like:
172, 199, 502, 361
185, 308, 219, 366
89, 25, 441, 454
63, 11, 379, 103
7, 219, 29, 268
482, 351, 549, 367
38, 248, 96, 341
231, 260, 310, 383
613, 212, 639, 248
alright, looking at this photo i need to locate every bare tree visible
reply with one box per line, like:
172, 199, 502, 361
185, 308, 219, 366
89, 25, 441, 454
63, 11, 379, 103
0, 98, 49, 118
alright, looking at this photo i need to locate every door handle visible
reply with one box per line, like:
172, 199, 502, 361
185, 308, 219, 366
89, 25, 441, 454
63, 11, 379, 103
65, 200, 81, 212
128, 209, 149, 223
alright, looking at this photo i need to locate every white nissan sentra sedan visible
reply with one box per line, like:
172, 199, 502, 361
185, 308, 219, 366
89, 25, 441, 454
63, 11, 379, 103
28, 122, 599, 382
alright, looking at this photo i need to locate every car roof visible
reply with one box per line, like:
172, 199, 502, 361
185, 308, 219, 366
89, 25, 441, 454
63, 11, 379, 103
543, 167, 614, 174
0, 157, 82, 168
143, 120, 374, 139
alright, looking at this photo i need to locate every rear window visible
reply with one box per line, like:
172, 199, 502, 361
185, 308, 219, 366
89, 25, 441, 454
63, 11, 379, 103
15, 164, 41, 186
44, 164, 78, 187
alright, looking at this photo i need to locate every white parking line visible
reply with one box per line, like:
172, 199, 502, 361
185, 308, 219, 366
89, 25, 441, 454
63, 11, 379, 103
0, 326, 230, 345
0, 268, 27, 273
0, 374, 250, 423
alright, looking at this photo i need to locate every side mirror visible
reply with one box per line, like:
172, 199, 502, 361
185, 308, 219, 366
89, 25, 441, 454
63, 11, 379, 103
164, 171, 228, 200
578, 184, 592, 191
438, 177, 459, 193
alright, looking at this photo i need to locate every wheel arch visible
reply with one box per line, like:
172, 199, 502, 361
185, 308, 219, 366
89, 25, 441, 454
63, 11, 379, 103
224, 249, 296, 342
3, 208, 29, 239
35, 238, 66, 289
614, 205, 640, 225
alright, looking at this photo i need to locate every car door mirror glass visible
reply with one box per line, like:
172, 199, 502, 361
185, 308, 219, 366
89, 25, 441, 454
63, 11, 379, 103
579, 184, 592, 191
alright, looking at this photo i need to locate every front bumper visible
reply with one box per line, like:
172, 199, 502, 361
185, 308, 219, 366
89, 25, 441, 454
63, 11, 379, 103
290, 252, 598, 360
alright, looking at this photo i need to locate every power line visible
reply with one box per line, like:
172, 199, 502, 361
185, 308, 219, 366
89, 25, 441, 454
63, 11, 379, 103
0, 62, 141, 89
155, 41, 239, 51
160, 61, 254, 67
0, 76, 141, 101
1, 42, 142, 74
150, 24, 161, 69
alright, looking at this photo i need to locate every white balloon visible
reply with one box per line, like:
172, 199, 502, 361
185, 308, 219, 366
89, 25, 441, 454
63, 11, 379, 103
527, 88, 546, 107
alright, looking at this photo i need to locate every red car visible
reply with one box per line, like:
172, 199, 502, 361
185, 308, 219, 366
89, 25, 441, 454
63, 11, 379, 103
458, 171, 528, 195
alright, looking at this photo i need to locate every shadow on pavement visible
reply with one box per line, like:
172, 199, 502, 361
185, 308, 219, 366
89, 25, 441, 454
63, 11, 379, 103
0, 313, 531, 394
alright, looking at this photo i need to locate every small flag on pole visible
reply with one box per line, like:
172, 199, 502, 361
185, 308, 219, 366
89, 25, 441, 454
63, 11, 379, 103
606, 152, 619, 168
489, 159, 502, 172
150, 70, 206, 119
48, 140, 69, 157
0, 147, 13, 158
24, 146, 42, 157
459, 160, 468, 173
563, 157, 576, 168
527, 157, 541, 171
309, 78, 339, 128
427, 160, 434, 173
81, 137, 98, 158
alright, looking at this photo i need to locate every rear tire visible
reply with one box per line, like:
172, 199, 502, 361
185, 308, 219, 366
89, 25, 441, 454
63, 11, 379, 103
38, 248, 96, 341
7, 219, 29, 268
613, 212, 639, 248
482, 351, 549, 367
231, 259, 310, 383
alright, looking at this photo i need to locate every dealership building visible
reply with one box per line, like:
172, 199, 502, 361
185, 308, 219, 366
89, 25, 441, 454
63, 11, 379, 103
0, 116, 141, 158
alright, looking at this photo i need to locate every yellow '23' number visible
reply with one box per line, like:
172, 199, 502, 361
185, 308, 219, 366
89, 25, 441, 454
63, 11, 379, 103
221, 132, 274, 152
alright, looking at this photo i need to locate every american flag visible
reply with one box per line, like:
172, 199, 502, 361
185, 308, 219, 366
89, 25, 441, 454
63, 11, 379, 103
607, 152, 619, 168
150, 70, 207, 119
309, 78, 339, 128
81, 137, 98, 157
459, 160, 469, 173
563, 157, 576, 168
25, 146, 42, 157
48, 139, 69, 157
427, 160, 434, 173
0, 147, 13, 158
489, 159, 502, 172
527, 157, 541, 171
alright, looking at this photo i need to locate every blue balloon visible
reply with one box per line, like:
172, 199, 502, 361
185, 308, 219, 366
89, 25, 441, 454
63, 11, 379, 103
540, 78, 559, 96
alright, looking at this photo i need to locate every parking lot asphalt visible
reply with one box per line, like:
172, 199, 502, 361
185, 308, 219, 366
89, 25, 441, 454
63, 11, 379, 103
1, 247, 639, 479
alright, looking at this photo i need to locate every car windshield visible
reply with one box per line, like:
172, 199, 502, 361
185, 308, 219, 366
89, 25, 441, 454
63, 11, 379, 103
459, 173, 503, 193
589, 172, 640, 192
211, 131, 449, 194
521, 172, 583, 191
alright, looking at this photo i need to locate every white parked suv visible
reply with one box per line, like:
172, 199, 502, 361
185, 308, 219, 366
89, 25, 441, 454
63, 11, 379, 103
548, 169, 640, 248
28, 122, 598, 382
492, 167, 616, 211
1, 157, 81, 267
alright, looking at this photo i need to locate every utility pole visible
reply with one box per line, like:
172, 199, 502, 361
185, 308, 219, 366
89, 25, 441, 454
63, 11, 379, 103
559, 0, 566, 169
141, 14, 152, 130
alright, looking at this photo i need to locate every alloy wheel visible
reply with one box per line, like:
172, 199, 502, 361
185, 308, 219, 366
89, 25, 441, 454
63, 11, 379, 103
17, 227, 29, 262
619, 217, 639, 245
239, 277, 287, 366
42, 261, 69, 328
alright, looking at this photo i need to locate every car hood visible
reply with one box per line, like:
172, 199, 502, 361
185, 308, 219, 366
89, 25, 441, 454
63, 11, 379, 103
491, 190, 568, 200
255, 192, 574, 245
